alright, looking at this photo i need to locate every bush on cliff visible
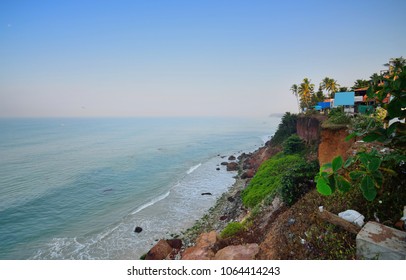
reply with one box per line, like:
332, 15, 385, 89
283, 134, 305, 155
241, 153, 302, 208
270, 112, 298, 145
279, 160, 319, 206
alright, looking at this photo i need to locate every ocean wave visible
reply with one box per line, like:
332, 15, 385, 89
186, 163, 202, 174
131, 191, 171, 215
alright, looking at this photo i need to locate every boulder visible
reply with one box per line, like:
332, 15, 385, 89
166, 239, 182, 250
181, 231, 219, 260
226, 162, 238, 171
134, 226, 143, 233
228, 155, 236, 161
214, 244, 259, 260
145, 239, 173, 260
216, 168, 220, 171
221, 162, 228, 166
201, 192, 212, 196
220, 215, 228, 221
227, 196, 235, 202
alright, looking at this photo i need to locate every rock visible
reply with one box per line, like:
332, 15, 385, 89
214, 244, 259, 260
241, 169, 255, 179
226, 162, 238, 171
216, 168, 220, 171
201, 192, 212, 196
221, 162, 228, 166
166, 239, 182, 250
182, 231, 219, 260
287, 218, 296, 226
220, 215, 228, 221
227, 196, 235, 202
134, 226, 143, 233
145, 239, 173, 260
228, 155, 236, 161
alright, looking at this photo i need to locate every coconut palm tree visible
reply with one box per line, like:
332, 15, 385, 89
298, 78, 314, 110
290, 84, 300, 113
352, 79, 369, 90
320, 77, 340, 98
384, 56, 406, 74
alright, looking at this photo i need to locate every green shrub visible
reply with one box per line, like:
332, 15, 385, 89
220, 222, 244, 238
283, 134, 305, 155
270, 112, 298, 145
279, 160, 319, 206
326, 107, 351, 125
241, 153, 301, 208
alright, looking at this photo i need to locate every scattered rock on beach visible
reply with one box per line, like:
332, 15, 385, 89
216, 167, 220, 171
201, 192, 212, 196
227, 197, 235, 202
226, 162, 238, 171
134, 226, 143, 233
228, 155, 236, 161
221, 162, 228, 166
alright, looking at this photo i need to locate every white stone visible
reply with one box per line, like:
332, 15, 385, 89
338, 209, 365, 227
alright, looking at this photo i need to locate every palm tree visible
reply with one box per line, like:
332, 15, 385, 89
384, 56, 406, 74
320, 77, 340, 98
298, 78, 314, 110
290, 84, 300, 113
352, 79, 369, 90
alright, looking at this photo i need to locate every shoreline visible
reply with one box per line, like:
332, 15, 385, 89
178, 176, 249, 249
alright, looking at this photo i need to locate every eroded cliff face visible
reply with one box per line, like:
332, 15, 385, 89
318, 128, 355, 166
296, 115, 325, 145
296, 115, 354, 166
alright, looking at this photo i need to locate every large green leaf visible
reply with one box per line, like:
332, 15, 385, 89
368, 157, 381, 172
349, 171, 364, 180
344, 157, 354, 168
360, 175, 377, 201
337, 176, 351, 193
363, 132, 382, 142
332, 156, 343, 172
316, 176, 332, 196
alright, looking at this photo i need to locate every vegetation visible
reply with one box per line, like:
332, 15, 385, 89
270, 112, 298, 145
316, 57, 406, 201
279, 160, 319, 206
298, 78, 315, 110
320, 77, 340, 98
283, 134, 305, 155
241, 153, 303, 208
220, 222, 244, 238
321, 107, 351, 129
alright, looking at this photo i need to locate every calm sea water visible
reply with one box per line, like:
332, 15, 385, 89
0, 117, 279, 259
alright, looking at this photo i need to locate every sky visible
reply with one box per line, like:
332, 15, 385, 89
0, 0, 405, 118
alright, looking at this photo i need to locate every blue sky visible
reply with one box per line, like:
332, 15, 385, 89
1, 0, 405, 117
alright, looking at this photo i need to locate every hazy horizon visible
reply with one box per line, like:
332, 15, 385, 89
1, 0, 405, 118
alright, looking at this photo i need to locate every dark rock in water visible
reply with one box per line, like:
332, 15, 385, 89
226, 162, 238, 171
103, 188, 113, 193
134, 226, 143, 233
221, 162, 228, 166
228, 155, 236, 161
227, 196, 235, 202
216, 167, 220, 171
166, 239, 182, 250
220, 215, 228, 221
201, 192, 212, 196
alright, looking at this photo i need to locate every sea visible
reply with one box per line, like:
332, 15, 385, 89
0, 116, 280, 259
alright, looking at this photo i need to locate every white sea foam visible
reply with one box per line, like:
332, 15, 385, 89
186, 163, 202, 174
131, 191, 171, 215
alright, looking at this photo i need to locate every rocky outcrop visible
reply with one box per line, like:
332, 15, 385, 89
145, 239, 173, 260
181, 231, 219, 260
214, 244, 259, 260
